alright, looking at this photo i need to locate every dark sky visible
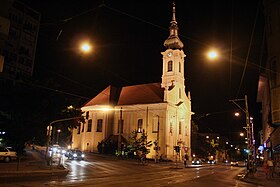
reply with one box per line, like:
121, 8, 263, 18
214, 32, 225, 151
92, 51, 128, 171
21, 0, 265, 143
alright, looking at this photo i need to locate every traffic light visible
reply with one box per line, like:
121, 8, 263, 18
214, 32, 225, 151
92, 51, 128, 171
174, 146, 180, 153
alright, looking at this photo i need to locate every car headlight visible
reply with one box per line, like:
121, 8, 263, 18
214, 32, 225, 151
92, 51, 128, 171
73, 153, 77, 157
81, 154, 85, 157
196, 161, 199, 164
192, 161, 195, 163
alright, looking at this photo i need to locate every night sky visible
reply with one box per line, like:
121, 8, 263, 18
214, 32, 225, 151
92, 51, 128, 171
19, 0, 265, 143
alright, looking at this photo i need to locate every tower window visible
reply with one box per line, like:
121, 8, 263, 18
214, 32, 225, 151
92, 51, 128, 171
168, 61, 173, 72
179, 62, 181, 73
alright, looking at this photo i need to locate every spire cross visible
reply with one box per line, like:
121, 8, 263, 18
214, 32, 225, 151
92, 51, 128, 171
172, 1, 177, 23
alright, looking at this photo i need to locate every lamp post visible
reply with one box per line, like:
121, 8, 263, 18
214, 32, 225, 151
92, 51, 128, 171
117, 107, 123, 156
229, 95, 253, 162
45, 117, 82, 159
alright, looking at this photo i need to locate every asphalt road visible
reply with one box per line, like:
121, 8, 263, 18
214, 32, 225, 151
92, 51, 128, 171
2, 153, 257, 187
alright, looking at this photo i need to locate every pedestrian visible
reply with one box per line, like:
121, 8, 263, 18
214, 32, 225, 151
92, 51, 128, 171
184, 154, 188, 168
267, 158, 274, 179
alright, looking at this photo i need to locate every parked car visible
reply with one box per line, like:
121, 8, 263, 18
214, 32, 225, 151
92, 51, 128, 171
0, 146, 17, 163
66, 149, 85, 160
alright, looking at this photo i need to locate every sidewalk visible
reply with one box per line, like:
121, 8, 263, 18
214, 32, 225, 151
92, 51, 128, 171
241, 166, 280, 187
0, 147, 68, 181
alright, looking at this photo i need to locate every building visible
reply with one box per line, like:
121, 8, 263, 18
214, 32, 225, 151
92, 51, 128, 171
0, 0, 40, 80
72, 3, 192, 161
257, 0, 280, 162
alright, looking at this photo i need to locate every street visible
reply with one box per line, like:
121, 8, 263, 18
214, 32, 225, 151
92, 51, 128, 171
1, 153, 257, 187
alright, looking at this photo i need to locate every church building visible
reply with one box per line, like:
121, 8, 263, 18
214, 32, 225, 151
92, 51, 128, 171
72, 3, 192, 161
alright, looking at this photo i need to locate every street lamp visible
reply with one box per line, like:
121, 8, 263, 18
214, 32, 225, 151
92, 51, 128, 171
229, 95, 253, 162
80, 42, 92, 54
207, 49, 218, 60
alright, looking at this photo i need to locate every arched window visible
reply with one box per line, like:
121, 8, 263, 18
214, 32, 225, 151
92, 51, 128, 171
96, 119, 103, 132
87, 119, 92, 132
137, 119, 143, 133
168, 61, 173, 72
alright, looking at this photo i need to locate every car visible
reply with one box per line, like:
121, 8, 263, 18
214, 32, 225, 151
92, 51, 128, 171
192, 158, 202, 165
0, 146, 17, 163
230, 160, 239, 166
67, 149, 85, 160
207, 160, 216, 164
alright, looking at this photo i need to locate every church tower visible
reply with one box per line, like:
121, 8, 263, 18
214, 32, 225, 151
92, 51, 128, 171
161, 2, 186, 104
161, 2, 192, 160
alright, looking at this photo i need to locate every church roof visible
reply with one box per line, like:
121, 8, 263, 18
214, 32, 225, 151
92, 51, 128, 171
83, 85, 119, 107
118, 82, 164, 105
83, 83, 164, 108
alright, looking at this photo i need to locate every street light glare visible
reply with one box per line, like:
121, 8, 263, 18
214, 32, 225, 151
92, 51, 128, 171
234, 112, 240, 117
80, 42, 92, 53
207, 50, 218, 60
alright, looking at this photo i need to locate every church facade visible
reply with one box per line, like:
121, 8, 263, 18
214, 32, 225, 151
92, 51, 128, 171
72, 3, 192, 161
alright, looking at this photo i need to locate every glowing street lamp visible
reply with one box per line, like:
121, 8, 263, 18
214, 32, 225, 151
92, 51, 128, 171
234, 112, 240, 117
240, 132, 244, 137
207, 50, 218, 60
80, 42, 92, 54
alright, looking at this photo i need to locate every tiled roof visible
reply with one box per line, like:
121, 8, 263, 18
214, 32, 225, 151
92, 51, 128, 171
83, 83, 164, 107
118, 83, 164, 105
83, 85, 117, 107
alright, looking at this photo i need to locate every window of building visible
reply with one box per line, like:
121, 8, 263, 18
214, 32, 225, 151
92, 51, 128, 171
97, 119, 103, 132
179, 121, 182, 135
152, 117, 159, 133
81, 123, 84, 132
137, 119, 143, 133
167, 60, 173, 72
118, 119, 124, 133
179, 62, 181, 73
87, 119, 92, 132
86, 111, 89, 119
185, 125, 188, 136
77, 124, 81, 134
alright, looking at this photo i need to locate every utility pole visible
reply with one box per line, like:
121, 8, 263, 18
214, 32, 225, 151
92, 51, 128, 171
155, 115, 160, 163
118, 107, 123, 156
229, 95, 252, 162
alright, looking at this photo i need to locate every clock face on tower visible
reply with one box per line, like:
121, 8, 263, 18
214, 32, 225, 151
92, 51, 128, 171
167, 51, 172, 57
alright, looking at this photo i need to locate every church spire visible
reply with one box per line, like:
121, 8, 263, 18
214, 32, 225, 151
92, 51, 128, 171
163, 1, 184, 49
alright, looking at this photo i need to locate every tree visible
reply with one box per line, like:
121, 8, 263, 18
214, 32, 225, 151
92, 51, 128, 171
60, 105, 85, 146
127, 130, 152, 159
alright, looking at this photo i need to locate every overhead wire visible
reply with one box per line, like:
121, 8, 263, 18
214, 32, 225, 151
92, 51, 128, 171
235, 0, 261, 97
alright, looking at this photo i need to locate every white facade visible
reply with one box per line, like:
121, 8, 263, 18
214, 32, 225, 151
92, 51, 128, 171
72, 3, 192, 161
